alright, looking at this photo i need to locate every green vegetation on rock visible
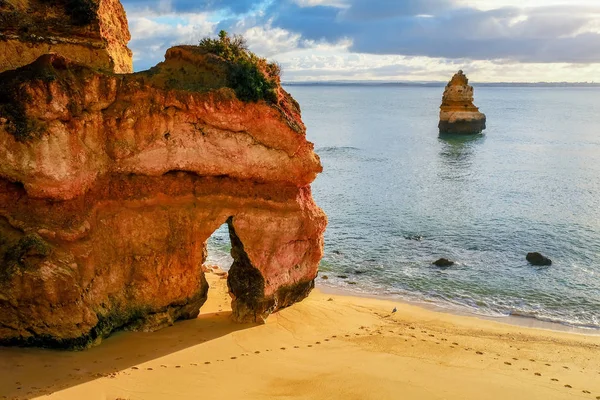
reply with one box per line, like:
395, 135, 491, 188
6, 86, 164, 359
0, 58, 58, 142
198, 31, 280, 103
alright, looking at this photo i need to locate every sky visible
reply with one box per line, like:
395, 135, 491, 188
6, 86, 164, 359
121, 0, 600, 82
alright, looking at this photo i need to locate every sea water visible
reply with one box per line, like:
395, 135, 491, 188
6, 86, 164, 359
207, 85, 600, 330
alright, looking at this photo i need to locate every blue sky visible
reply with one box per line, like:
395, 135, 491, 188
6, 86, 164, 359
122, 0, 600, 82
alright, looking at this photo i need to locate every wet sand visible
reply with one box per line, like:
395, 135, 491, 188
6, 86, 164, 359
1, 271, 599, 400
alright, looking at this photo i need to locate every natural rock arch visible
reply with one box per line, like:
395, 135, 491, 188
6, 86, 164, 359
0, 171, 325, 349
0, 2, 326, 348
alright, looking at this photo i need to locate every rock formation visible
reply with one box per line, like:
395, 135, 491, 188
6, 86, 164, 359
0, 4, 326, 349
0, 0, 132, 73
526, 252, 552, 266
439, 70, 486, 134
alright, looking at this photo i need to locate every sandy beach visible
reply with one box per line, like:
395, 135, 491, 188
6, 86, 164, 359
1, 270, 599, 400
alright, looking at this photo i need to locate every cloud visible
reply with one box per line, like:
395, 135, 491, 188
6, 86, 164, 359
264, 0, 600, 63
122, 0, 262, 14
127, 13, 216, 70
121, 0, 600, 81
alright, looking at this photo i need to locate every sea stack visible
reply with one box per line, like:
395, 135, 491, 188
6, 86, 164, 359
0, 1, 326, 348
438, 70, 486, 134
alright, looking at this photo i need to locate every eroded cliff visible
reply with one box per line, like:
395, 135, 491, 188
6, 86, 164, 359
0, 0, 132, 73
0, 8, 326, 349
439, 70, 486, 134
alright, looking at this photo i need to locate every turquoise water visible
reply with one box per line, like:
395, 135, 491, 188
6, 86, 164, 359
208, 86, 600, 329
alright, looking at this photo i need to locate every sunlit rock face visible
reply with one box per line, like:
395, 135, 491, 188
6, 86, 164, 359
438, 70, 486, 134
0, 3, 326, 348
0, 0, 132, 73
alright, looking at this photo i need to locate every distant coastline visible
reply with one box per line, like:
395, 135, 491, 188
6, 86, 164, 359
283, 81, 600, 88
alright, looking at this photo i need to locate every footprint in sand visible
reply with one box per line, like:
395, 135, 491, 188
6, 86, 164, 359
176, 365, 182, 368
476, 351, 484, 355
564, 385, 572, 388
534, 372, 542, 376
563, 366, 569, 369
504, 362, 512, 365
316, 342, 321, 345
146, 368, 153, 371
324, 339, 330, 342
204, 362, 211, 365
231, 357, 237, 359
521, 368, 529, 371
191, 363, 198, 366
530, 359, 536, 362
512, 358, 518, 361
294, 346, 300, 349
582, 390, 591, 394
545, 363, 551, 366
452, 342, 459, 346
132, 367, 139, 370
308, 345, 313, 347
255, 351, 260, 354
280, 348, 286, 350
332, 335, 337, 338
551, 378, 558, 381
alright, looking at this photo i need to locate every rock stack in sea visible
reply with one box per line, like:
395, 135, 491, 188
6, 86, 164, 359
438, 70, 486, 134
0, 0, 327, 348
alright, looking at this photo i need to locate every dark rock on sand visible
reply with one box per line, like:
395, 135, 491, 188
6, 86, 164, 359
526, 252, 552, 266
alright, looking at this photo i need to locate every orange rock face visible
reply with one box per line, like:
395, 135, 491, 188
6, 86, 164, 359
0, 0, 132, 73
439, 70, 486, 134
0, 14, 326, 347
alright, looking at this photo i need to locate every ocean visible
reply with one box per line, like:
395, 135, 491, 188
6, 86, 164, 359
207, 85, 600, 330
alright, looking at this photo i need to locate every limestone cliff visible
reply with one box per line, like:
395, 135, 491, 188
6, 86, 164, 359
0, 9, 326, 348
439, 70, 486, 134
0, 0, 132, 73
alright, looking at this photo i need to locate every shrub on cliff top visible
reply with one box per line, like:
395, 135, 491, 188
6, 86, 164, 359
198, 31, 280, 103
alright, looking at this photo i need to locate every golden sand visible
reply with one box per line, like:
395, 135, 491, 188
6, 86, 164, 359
1, 271, 599, 400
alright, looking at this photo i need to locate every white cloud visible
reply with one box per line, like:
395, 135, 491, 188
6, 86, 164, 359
123, 0, 600, 82
128, 13, 216, 70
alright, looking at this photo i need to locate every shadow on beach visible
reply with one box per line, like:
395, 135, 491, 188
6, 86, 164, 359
0, 311, 254, 399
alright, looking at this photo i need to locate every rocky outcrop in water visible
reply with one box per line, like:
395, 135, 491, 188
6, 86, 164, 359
432, 258, 455, 267
0, 4, 326, 349
526, 252, 552, 266
439, 70, 486, 134
0, 0, 132, 73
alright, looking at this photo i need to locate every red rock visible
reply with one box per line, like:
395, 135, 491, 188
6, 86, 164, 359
0, 0, 132, 73
439, 70, 486, 134
0, 8, 326, 348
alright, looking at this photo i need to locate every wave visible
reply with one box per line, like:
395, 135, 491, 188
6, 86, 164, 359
316, 146, 361, 154
317, 279, 600, 331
